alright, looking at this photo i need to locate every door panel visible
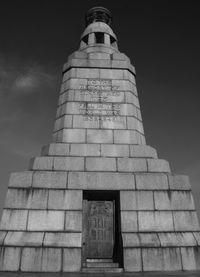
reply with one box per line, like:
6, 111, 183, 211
84, 200, 114, 258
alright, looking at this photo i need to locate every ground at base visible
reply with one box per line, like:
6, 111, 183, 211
0, 272, 200, 277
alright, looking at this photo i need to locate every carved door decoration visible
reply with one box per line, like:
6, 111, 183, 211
83, 200, 114, 259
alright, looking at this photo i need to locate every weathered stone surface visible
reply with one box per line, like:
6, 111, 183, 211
21, 247, 42, 271
0, 232, 6, 245
100, 117, 127, 130
158, 232, 197, 247
135, 173, 169, 190
142, 248, 182, 271
125, 92, 139, 107
127, 117, 144, 133
138, 233, 160, 247
33, 171, 67, 188
130, 145, 158, 158
44, 232, 81, 247
138, 211, 174, 232
54, 115, 72, 131
154, 191, 195, 210
0, 209, 28, 231
121, 211, 138, 232
68, 172, 135, 190
4, 231, 44, 246
193, 232, 200, 245
76, 67, 99, 78
114, 130, 143, 144
87, 129, 113, 143
41, 143, 70, 156
70, 143, 100, 156
55, 129, 86, 143
124, 248, 142, 272
73, 115, 100, 128
147, 159, 171, 173
118, 158, 147, 172
120, 191, 154, 210
169, 175, 191, 190
173, 211, 200, 231
48, 190, 82, 210
30, 157, 54, 170
99, 68, 123, 79
122, 233, 160, 247
122, 233, 140, 247
63, 248, 81, 272
42, 248, 62, 272
53, 157, 84, 171
101, 144, 129, 157
162, 248, 183, 271
65, 211, 82, 231
5, 188, 48, 209
28, 211, 64, 231
21, 247, 62, 272
0, 247, 21, 271
86, 157, 116, 171
180, 247, 200, 270
8, 171, 33, 188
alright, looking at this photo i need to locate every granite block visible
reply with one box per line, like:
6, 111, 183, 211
21, 247, 42, 271
130, 145, 158, 158
118, 158, 147, 172
120, 191, 154, 210
0, 247, 21, 271
63, 248, 81, 272
48, 190, 82, 210
101, 144, 129, 157
65, 211, 82, 231
138, 211, 174, 232
169, 175, 191, 190
173, 211, 200, 231
70, 143, 100, 156
30, 157, 53, 170
28, 211, 64, 231
154, 191, 195, 210
0, 209, 28, 231
121, 211, 138, 232
124, 248, 142, 272
60, 129, 86, 143
86, 157, 117, 171
53, 157, 84, 171
158, 232, 197, 247
41, 143, 70, 156
4, 231, 44, 246
87, 129, 113, 143
147, 159, 171, 173
135, 173, 169, 190
33, 171, 67, 188
8, 171, 33, 188
68, 172, 135, 190
44, 232, 81, 247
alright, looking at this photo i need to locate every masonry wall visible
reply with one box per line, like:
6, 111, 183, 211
0, 49, 200, 272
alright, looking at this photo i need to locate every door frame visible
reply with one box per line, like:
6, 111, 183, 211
82, 190, 122, 264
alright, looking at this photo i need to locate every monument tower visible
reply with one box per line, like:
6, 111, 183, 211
0, 7, 200, 273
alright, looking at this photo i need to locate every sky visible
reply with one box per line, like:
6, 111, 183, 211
0, 0, 200, 216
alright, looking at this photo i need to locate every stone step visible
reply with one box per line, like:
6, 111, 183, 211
85, 262, 119, 268
82, 267, 123, 273
86, 258, 113, 262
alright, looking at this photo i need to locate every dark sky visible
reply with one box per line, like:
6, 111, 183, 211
0, 1, 200, 215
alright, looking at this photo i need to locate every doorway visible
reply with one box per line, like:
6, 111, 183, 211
82, 191, 123, 264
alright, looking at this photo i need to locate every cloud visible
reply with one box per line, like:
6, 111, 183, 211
0, 56, 56, 97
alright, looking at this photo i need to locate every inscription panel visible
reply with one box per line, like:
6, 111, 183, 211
79, 79, 121, 122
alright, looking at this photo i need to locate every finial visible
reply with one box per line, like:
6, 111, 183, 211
85, 7, 112, 27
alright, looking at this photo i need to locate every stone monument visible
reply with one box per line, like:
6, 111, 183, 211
0, 6, 200, 273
